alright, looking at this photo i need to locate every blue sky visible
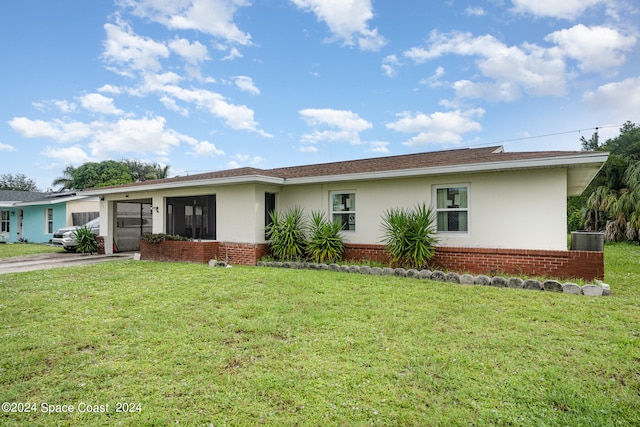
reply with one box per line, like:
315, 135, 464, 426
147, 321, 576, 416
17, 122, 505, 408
1, 0, 638, 190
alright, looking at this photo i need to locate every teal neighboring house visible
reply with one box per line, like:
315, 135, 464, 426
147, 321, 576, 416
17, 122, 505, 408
0, 190, 98, 243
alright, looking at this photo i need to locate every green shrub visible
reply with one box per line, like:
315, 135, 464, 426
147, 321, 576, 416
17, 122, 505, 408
265, 206, 307, 261
74, 225, 98, 255
306, 211, 345, 263
141, 233, 189, 244
381, 203, 438, 269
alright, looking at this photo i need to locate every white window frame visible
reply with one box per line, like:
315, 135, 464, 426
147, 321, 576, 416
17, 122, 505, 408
330, 191, 356, 232
45, 208, 54, 234
433, 184, 470, 234
1, 210, 10, 233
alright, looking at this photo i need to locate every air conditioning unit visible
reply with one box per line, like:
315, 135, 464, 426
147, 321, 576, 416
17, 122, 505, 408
570, 231, 604, 252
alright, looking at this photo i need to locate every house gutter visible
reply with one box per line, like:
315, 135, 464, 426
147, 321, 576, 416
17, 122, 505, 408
81, 175, 285, 196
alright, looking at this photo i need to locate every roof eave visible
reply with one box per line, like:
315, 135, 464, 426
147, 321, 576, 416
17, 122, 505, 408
81, 174, 285, 196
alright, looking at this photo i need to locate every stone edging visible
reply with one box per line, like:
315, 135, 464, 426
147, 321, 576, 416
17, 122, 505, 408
255, 261, 610, 297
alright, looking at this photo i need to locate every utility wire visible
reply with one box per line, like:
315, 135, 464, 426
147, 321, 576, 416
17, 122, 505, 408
468, 123, 624, 148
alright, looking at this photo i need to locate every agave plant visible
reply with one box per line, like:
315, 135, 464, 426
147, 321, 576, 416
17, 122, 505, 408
306, 211, 345, 263
265, 206, 307, 261
381, 203, 438, 269
74, 225, 98, 255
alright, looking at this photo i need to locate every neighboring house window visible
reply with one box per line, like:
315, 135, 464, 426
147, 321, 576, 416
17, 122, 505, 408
45, 208, 53, 234
1, 210, 9, 233
435, 185, 469, 233
331, 192, 356, 231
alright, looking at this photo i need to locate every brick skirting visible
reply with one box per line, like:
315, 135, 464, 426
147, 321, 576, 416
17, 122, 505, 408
134, 240, 603, 281
139, 240, 269, 265
343, 243, 604, 281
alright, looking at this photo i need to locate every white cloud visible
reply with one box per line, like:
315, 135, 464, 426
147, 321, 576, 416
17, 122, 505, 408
545, 24, 636, 73
298, 145, 318, 153
119, 0, 252, 46
9, 117, 93, 142
511, 0, 605, 20
32, 100, 77, 113
368, 141, 389, 153
98, 84, 122, 95
87, 116, 184, 157
102, 20, 170, 76
386, 109, 484, 147
233, 76, 260, 95
404, 31, 566, 100
79, 93, 124, 115
583, 76, 640, 121
465, 6, 486, 16
41, 146, 92, 164
382, 54, 401, 77
187, 140, 225, 157
222, 46, 243, 61
299, 108, 372, 145
0, 142, 16, 151
10, 115, 214, 160
228, 154, 264, 166
158, 85, 270, 136
291, 0, 387, 51
169, 38, 209, 64
420, 66, 446, 88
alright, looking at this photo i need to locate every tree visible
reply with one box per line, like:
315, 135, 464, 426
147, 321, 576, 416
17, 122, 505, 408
52, 166, 76, 191
580, 130, 600, 151
581, 122, 640, 241
0, 173, 39, 192
121, 160, 170, 181
53, 160, 170, 190
52, 161, 133, 190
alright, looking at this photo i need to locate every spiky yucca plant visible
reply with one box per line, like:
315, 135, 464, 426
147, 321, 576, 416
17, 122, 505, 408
381, 203, 438, 269
306, 211, 344, 263
265, 206, 307, 261
74, 225, 98, 255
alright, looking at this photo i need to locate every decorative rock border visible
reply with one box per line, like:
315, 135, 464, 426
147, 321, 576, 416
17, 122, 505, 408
255, 261, 610, 297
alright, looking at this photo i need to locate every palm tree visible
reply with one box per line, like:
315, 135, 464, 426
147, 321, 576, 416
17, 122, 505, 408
52, 165, 76, 191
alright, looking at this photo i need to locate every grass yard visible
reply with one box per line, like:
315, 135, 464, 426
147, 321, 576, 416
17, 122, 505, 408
0, 243, 638, 426
0, 243, 64, 258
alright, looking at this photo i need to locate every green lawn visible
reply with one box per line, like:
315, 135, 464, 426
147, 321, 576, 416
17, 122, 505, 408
0, 243, 638, 426
0, 243, 64, 258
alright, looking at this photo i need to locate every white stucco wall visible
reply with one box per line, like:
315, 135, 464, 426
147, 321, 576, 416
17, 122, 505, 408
277, 168, 568, 251
97, 166, 570, 253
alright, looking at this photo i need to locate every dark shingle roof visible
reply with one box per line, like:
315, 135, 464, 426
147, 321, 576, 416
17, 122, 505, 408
0, 190, 48, 202
87, 146, 606, 191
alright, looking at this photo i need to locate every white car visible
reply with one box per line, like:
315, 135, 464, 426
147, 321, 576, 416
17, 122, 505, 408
52, 217, 100, 252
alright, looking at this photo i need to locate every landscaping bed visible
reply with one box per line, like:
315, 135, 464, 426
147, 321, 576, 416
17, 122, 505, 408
257, 261, 610, 296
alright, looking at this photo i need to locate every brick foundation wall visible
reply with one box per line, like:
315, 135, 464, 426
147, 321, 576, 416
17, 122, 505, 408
344, 244, 391, 264
140, 240, 219, 264
96, 236, 105, 255
343, 244, 604, 281
218, 242, 270, 265
139, 240, 269, 265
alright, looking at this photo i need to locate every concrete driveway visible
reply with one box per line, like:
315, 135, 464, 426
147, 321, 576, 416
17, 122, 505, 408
0, 252, 134, 275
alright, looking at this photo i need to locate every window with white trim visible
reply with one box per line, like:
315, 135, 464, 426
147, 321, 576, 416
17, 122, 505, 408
45, 208, 54, 234
1, 210, 9, 233
435, 185, 469, 233
331, 192, 356, 231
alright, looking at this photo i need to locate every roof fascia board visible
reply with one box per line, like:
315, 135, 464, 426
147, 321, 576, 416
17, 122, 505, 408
13, 195, 89, 206
82, 175, 285, 196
